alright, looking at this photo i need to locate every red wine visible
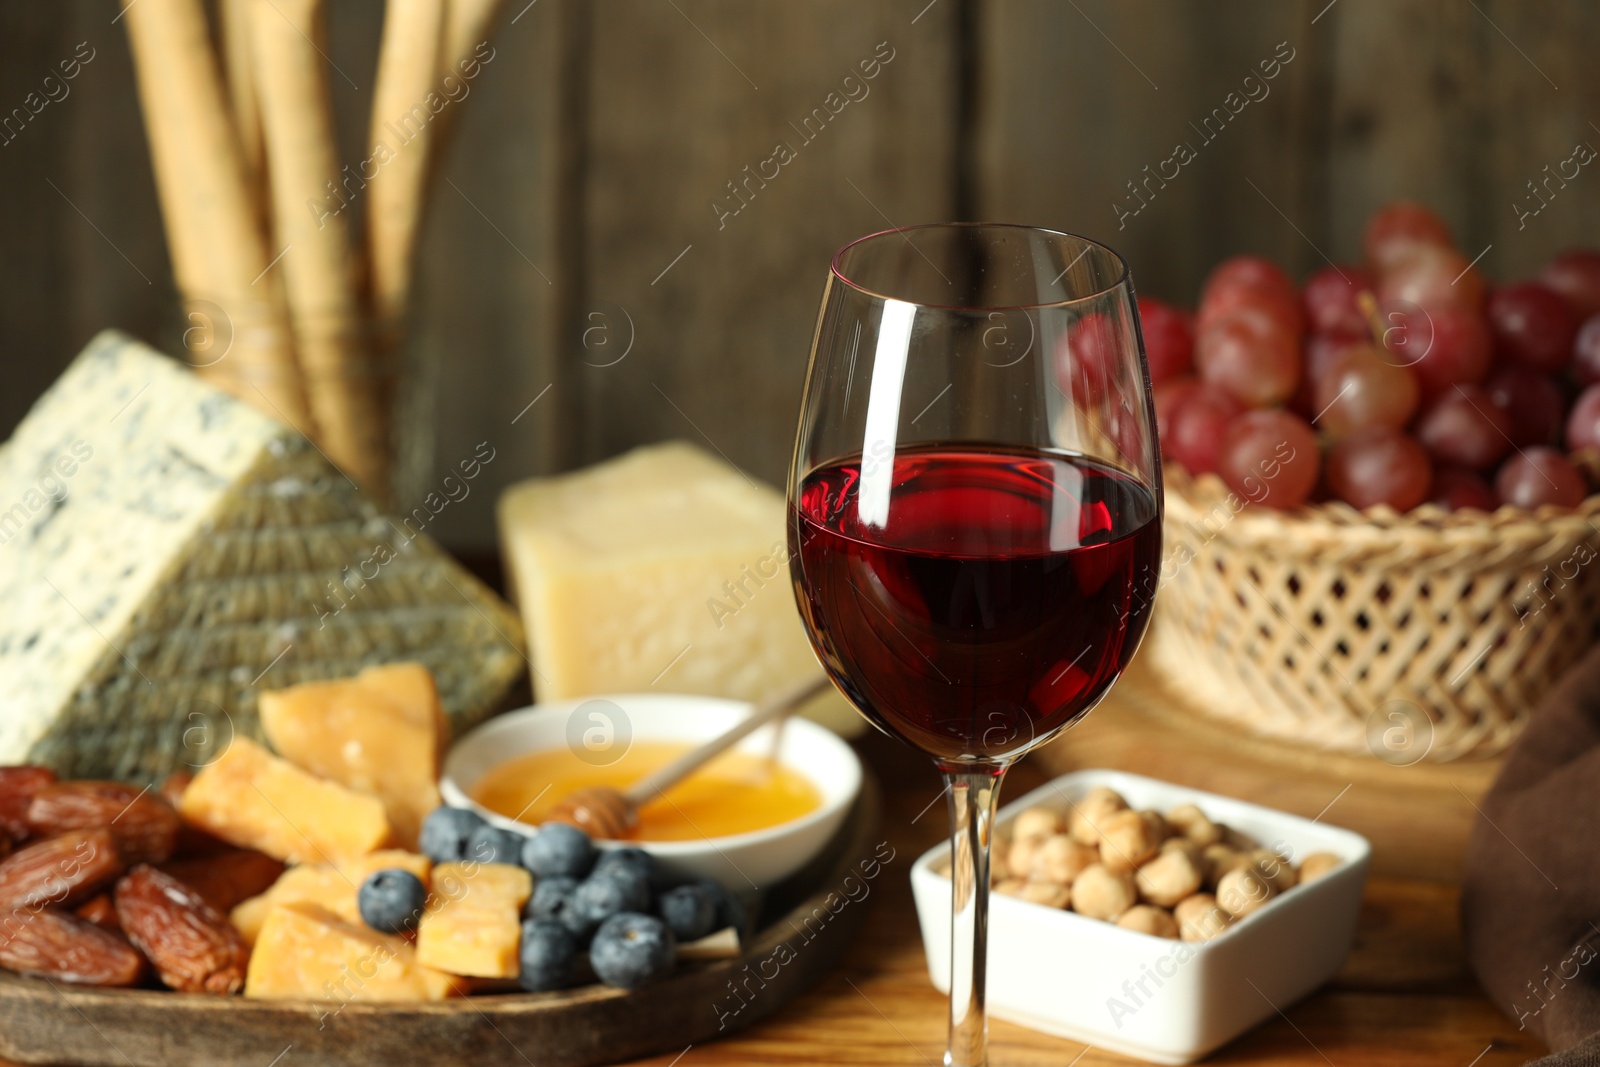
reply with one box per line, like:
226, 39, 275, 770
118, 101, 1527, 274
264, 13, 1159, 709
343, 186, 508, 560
790, 446, 1161, 765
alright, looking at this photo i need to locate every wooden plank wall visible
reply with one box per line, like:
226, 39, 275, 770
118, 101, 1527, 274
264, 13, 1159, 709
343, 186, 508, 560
1, 0, 1597, 550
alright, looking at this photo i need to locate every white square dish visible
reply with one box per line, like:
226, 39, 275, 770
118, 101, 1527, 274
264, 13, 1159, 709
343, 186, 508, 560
910, 769, 1371, 1064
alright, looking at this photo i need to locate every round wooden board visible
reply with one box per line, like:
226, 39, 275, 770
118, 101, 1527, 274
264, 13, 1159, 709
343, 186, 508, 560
0, 775, 881, 1067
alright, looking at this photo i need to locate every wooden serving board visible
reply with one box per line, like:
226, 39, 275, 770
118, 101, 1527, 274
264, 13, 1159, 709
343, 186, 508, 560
0, 776, 881, 1067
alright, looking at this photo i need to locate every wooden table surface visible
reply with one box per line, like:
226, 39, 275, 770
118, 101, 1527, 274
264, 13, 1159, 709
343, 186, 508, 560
616, 663, 1548, 1067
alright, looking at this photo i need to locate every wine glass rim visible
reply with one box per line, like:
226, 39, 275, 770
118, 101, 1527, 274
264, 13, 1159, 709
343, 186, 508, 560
829, 222, 1131, 311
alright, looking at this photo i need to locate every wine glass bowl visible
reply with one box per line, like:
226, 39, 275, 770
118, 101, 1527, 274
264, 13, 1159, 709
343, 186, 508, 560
787, 224, 1162, 1067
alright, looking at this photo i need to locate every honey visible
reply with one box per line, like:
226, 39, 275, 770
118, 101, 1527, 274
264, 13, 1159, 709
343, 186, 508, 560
469, 741, 823, 842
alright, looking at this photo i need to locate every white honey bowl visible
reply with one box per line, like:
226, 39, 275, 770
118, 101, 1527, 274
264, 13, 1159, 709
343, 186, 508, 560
910, 769, 1370, 1065
440, 692, 863, 889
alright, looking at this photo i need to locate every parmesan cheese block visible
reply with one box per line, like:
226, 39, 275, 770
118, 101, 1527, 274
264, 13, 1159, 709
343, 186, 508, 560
259, 663, 446, 849
0, 331, 525, 782
415, 862, 532, 979
497, 442, 860, 734
231, 849, 433, 944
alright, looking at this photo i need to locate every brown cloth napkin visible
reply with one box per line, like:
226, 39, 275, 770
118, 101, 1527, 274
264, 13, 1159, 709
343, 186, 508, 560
1464, 644, 1600, 1062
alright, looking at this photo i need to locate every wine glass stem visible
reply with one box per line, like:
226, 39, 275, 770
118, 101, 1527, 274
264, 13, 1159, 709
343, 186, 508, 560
943, 766, 1006, 1067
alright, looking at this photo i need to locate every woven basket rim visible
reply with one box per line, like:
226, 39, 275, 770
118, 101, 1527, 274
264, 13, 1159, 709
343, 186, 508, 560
1164, 465, 1600, 549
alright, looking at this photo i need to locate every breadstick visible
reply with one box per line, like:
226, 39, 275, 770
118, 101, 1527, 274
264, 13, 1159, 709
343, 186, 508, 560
249, 0, 391, 496
119, 0, 312, 431
367, 0, 446, 327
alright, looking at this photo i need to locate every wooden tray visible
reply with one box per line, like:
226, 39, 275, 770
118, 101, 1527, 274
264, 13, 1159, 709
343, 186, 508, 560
0, 775, 881, 1067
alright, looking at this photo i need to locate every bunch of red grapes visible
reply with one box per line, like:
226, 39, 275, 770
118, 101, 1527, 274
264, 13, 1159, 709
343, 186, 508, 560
1138, 201, 1600, 513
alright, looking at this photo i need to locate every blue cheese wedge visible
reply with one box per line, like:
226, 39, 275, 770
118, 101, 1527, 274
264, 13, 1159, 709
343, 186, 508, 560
0, 330, 525, 781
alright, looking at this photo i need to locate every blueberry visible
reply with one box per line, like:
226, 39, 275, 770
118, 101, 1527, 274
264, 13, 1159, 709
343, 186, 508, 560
656, 884, 717, 943
358, 868, 428, 934
522, 824, 595, 879
592, 847, 655, 886
561, 869, 651, 941
518, 918, 579, 992
419, 807, 485, 863
589, 912, 676, 989
467, 824, 525, 866
694, 879, 747, 936
524, 876, 578, 921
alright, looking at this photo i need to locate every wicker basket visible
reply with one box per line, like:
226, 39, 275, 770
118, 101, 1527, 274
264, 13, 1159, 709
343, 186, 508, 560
1147, 466, 1600, 761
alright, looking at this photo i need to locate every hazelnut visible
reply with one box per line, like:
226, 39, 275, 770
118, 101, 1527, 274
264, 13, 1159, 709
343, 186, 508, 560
1007, 833, 1047, 879
1068, 786, 1129, 846
1174, 893, 1231, 941
1070, 863, 1137, 921
1030, 834, 1098, 885
1202, 843, 1247, 888
1135, 847, 1204, 908
1161, 836, 1205, 866
1216, 866, 1277, 917
1222, 823, 1260, 851
1098, 809, 1164, 871
1246, 848, 1298, 893
1166, 802, 1223, 847
1117, 905, 1180, 939
1013, 806, 1064, 841
1013, 880, 1071, 909
1298, 852, 1343, 884
993, 878, 1028, 898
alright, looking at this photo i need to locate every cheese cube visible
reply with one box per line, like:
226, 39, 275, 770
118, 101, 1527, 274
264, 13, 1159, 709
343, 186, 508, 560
259, 663, 446, 849
415, 862, 532, 979
0, 331, 525, 784
245, 902, 459, 1001
180, 737, 390, 864
231, 850, 432, 944
497, 442, 859, 734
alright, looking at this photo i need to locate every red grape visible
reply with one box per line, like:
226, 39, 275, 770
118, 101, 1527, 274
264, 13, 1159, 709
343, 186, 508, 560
1430, 464, 1499, 512
1380, 302, 1491, 394
1539, 249, 1600, 318
1197, 282, 1304, 339
1363, 201, 1454, 273
1306, 332, 1366, 385
1166, 384, 1243, 475
1495, 447, 1588, 509
1055, 311, 1119, 398
1195, 307, 1301, 408
1326, 430, 1432, 512
1154, 376, 1200, 446
1415, 385, 1512, 469
1488, 282, 1580, 372
1313, 344, 1421, 441
1302, 265, 1375, 336
1217, 409, 1320, 509
1565, 382, 1600, 452
1203, 255, 1299, 310
1377, 245, 1484, 311
1571, 314, 1600, 385
1137, 296, 1194, 386
1487, 365, 1564, 447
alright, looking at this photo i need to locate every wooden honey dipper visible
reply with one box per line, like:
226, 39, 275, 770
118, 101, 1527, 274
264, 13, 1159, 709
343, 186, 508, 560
547, 674, 831, 839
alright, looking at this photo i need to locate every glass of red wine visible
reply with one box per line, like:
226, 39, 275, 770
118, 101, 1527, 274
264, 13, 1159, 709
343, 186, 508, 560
787, 224, 1162, 1067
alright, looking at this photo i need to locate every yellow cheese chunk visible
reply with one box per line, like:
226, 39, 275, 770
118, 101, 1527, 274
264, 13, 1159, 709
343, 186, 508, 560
259, 663, 446, 849
496, 442, 861, 735
231, 850, 432, 945
245, 902, 459, 1002
415, 862, 532, 979
179, 737, 391, 864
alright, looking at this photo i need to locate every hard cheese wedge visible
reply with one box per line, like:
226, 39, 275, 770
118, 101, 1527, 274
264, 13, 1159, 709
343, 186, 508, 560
231, 849, 433, 945
245, 901, 459, 1001
0, 330, 524, 783
259, 663, 445, 849
415, 862, 532, 979
180, 737, 390, 864
497, 442, 859, 733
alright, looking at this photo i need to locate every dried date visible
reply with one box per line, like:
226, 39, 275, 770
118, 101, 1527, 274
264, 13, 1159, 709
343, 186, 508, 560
27, 781, 180, 865
159, 849, 284, 914
0, 908, 145, 987
0, 830, 124, 913
0, 766, 56, 842
74, 894, 120, 933
115, 865, 248, 994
